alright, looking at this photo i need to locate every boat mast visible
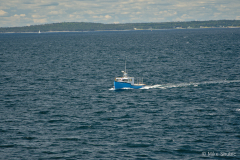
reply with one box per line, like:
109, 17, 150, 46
122, 59, 128, 78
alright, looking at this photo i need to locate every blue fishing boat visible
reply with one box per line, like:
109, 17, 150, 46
114, 61, 146, 89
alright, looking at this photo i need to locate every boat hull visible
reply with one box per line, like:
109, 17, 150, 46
114, 81, 144, 89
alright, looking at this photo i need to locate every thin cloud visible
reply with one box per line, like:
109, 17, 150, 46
0, 10, 7, 16
40, 2, 59, 7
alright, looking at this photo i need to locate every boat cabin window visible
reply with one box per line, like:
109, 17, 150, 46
115, 78, 132, 83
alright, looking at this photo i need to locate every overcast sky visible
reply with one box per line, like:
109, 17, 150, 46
0, 0, 239, 27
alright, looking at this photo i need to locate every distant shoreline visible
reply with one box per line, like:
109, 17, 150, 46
1, 20, 240, 33
1, 26, 240, 34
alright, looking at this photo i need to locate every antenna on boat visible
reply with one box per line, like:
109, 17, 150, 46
121, 57, 129, 78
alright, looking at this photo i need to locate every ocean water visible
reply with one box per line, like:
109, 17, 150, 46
0, 29, 240, 159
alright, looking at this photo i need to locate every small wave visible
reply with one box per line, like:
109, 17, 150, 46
236, 109, 240, 111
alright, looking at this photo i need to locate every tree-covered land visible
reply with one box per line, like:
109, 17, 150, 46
0, 20, 240, 33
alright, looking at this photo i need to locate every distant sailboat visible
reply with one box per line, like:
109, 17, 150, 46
38, 30, 41, 34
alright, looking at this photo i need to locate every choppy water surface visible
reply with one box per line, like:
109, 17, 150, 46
1, 29, 240, 159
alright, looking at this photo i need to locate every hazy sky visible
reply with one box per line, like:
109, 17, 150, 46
0, 0, 239, 27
